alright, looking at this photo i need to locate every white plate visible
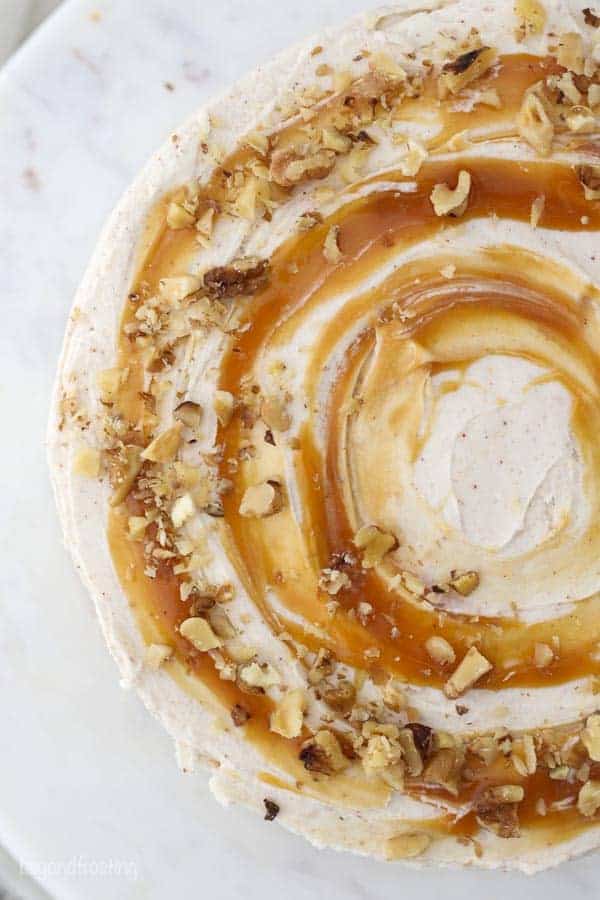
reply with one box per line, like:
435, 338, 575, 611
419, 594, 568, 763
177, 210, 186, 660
1, 1, 599, 897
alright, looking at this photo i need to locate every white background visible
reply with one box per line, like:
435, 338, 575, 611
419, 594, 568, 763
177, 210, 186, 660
1, 1, 599, 898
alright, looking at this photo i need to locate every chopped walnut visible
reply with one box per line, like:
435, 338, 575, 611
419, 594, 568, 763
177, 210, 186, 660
270, 688, 306, 738
353, 524, 398, 568
425, 635, 456, 666
127, 516, 147, 541
530, 195, 545, 228
511, 734, 537, 775
171, 493, 195, 528
444, 647, 492, 698
261, 396, 291, 432
487, 784, 525, 803
159, 275, 203, 303
203, 257, 269, 299
269, 147, 336, 188
398, 727, 425, 776
514, 0, 547, 40
382, 679, 407, 711
423, 747, 462, 796
214, 390, 235, 426
584, 7, 600, 27
239, 480, 283, 517
308, 648, 334, 685
581, 713, 600, 761
109, 445, 143, 506
263, 798, 280, 821
97, 367, 123, 404
166, 201, 196, 230
557, 32, 585, 75
179, 616, 222, 651
577, 164, 600, 200
230, 703, 251, 726
450, 570, 480, 596
392, 137, 428, 176
566, 106, 596, 132
73, 446, 101, 478
578, 779, 600, 816
517, 90, 554, 156
141, 423, 183, 463
300, 729, 348, 774
385, 832, 430, 860
399, 569, 425, 596
533, 641, 554, 668
319, 679, 356, 711
323, 225, 343, 264
438, 47, 497, 99
361, 730, 403, 773
405, 723, 433, 759
475, 788, 522, 838
318, 567, 350, 595
144, 643, 173, 669
238, 661, 280, 690
174, 400, 202, 430
430, 170, 471, 217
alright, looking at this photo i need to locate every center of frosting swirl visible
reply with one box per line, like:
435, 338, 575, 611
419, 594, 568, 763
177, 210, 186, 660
413, 354, 579, 555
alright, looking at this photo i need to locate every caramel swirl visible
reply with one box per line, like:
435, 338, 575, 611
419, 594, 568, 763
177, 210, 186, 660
100, 47, 600, 861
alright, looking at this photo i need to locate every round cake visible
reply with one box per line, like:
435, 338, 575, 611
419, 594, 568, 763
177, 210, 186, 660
48, 0, 600, 871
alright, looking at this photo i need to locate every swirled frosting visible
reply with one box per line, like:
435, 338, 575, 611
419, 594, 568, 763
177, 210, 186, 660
50, 0, 600, 871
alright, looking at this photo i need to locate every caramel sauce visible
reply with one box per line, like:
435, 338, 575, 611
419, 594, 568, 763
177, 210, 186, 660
107, 53, 600, 845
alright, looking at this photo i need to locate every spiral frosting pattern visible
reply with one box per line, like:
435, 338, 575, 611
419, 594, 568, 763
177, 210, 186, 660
51, 0, 600, 870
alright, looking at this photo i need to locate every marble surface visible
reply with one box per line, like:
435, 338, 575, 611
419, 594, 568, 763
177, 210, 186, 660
0, 1, 62, 65
1, 1, 600, 898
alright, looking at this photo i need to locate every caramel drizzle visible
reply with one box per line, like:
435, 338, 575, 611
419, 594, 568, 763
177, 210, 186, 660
107, 53, 600, 840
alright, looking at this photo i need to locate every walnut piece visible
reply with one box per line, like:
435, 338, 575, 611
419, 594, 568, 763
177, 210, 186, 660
73, 446, 101, 478
144, 643, 173, 669
238, 661, 280, 690
423, 747, 462, 795
239, 480, 283, 517
577, 165, 600, 200
449, 570, 479, 596
270, 688, 306, 738
533, 641, 554, 668
514, 0, 547, 40
263, 799, 280, 821
318, 567, 350, 595
141, 423, 183, 463
166, 201, 196, 230
444, 646, 492, 698
385, 832, 430, 860
581, 713, 600, 761
203, 257, 269, 299
109, 445, 143, 506
261, 396, 291, 432
179, 616, 222, 651
171, 493, 195, 528
584, 7, 600, 27
319, 679, 356, 712
517, 90, 554, 155
174, 400, 202, 430
300, 729, 348, 774
577, 779, 600, 816
475, 788, 521, 838
214, 390, 235, 426
430, 170, 471, 217
556, 32, 585, 75
230, 703, 251, 726
425, 635, 456, 666
353, 524, 398, 568
323, 225, 343, 264
437, 47, 497, 99
269, 147, 336, 188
